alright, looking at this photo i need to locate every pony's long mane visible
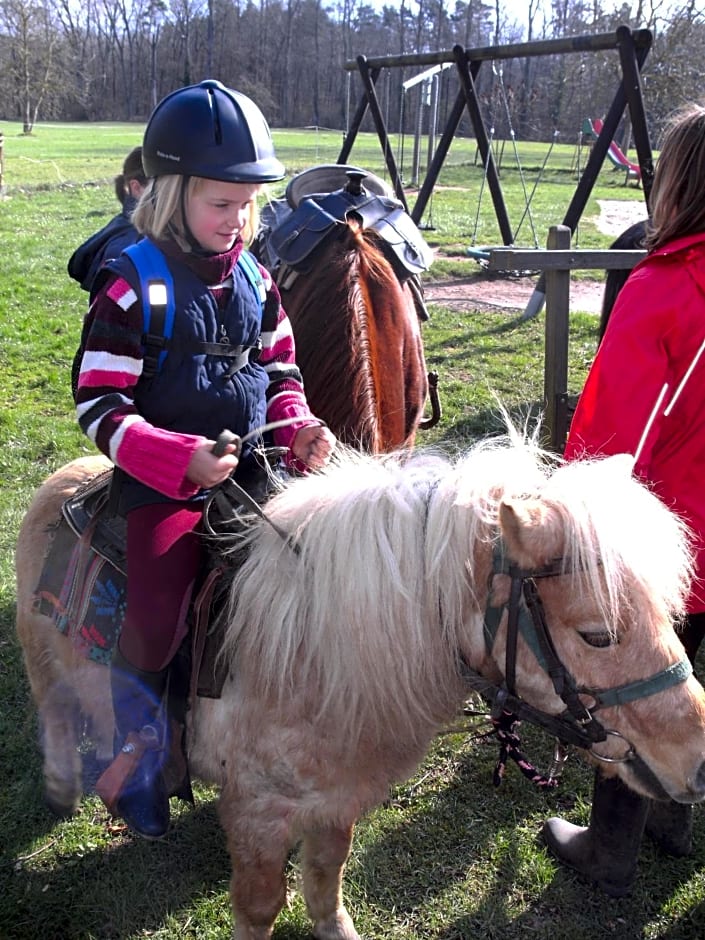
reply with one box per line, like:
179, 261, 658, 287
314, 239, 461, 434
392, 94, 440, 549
220, 437, 693, 745
283, 224, 423, 450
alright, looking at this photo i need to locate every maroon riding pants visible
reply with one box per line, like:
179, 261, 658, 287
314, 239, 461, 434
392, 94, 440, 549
118, 502, 203, 672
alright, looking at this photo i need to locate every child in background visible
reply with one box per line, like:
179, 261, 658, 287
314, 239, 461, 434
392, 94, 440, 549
68, 146, 147, 293
597, 218, 648, 342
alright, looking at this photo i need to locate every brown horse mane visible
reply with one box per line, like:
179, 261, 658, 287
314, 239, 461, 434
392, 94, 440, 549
282, 223, 423, 451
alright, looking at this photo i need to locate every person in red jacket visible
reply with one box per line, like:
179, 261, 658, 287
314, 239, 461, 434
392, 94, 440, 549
542, 101, 705, 897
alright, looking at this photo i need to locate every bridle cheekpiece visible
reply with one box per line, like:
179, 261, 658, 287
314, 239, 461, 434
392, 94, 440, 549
460, 540, 692, 760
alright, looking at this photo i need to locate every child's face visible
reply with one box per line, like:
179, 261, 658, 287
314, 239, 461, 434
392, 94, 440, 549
186, 178, 261, 253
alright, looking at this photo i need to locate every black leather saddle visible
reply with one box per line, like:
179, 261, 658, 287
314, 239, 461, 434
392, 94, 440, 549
256, 164, 434, 279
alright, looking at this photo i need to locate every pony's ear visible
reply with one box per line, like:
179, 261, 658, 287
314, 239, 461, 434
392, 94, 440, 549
498, 498, 564, 568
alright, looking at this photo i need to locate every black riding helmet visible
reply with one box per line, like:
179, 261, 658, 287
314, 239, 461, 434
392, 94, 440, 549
142, 79, 285, 183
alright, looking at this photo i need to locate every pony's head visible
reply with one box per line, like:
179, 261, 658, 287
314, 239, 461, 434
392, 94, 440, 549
485, 450, 705, 802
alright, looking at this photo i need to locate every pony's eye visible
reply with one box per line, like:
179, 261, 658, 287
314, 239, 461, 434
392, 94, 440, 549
579, 631, 615, 648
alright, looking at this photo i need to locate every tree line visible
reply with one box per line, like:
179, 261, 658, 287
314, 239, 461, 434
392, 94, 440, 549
0, 0, 703, 148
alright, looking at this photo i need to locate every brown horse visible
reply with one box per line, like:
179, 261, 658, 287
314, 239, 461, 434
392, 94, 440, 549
280, 223, 431, 451
255, 164, 439, 452
16, 435, 705, 939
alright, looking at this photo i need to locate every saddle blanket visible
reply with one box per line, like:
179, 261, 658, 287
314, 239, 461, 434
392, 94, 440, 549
33, 475, 232, 699
35, 517, 126, 665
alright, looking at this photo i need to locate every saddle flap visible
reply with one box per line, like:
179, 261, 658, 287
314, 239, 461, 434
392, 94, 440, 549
268, 198, 341, 270
254, 199, 292, 272
370, 208, 435, 274
61, 467, 127, 574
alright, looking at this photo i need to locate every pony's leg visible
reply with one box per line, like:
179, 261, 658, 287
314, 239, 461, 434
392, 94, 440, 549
16, 603, 83, 815
71, 659, 114, 764
301, 824, 360, 940
18, 619, 112, 814
16, 456, 112, 815
219, 798, 292, 940
36, 674, 83, 816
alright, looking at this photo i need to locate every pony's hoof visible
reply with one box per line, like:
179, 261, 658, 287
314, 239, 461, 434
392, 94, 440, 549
313, 909, 360, 940
44, 790, 79, 819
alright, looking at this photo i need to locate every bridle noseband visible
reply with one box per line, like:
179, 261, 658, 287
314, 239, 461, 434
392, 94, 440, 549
461, 541, 692, 759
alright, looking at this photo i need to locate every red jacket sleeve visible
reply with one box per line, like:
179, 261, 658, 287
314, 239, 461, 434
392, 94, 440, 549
565, 259, 680, 474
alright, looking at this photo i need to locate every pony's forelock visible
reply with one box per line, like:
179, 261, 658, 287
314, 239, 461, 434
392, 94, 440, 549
544, 455, 693, 633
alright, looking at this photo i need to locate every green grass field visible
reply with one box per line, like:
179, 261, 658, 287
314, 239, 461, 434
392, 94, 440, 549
3, 122, 701, 940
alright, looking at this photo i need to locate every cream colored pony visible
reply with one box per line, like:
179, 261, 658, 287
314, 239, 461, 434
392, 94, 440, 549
16, 437, 705, 940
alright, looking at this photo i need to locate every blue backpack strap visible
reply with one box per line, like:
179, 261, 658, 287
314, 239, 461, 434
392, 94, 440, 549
121, 243, 261, 380
236, 249, 266, 320
123, 240, 175, 379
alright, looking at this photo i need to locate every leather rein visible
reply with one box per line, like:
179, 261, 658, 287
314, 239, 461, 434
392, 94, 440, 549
460, 542, 692, 759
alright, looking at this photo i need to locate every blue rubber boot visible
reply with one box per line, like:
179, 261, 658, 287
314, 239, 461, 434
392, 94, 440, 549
107, 647, 170, 840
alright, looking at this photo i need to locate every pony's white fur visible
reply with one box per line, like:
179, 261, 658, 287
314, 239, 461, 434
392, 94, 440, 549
219, 436, 693, 750
16, 434, 705, 940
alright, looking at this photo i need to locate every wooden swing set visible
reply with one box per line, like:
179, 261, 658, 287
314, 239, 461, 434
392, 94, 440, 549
338, 25, 653, 318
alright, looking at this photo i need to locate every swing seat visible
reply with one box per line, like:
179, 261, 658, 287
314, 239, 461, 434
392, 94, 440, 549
466, 246, 491, 262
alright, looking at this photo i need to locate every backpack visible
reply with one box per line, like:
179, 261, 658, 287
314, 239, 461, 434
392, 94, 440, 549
71, 239, 266, 402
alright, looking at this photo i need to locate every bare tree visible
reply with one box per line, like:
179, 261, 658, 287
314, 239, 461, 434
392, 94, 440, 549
0, 0, 58, 131
646, 5, 705, 139
1, 0, 704, 143
102, 0, 145, 118
517, 0, 545, 136
167, 0, 207, 90
144, 0, 168, 111
54, 0, 98, 117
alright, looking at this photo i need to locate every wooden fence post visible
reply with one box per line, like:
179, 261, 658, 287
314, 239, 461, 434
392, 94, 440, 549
486, 240, 645, 452
543, 225, 572, 452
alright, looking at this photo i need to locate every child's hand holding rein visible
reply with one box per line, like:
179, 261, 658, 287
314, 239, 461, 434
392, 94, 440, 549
292, 425, 336, 470
186, 439, 239, 488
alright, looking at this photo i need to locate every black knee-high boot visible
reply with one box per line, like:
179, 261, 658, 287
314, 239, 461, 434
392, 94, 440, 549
542, 771, 649, 897
102, 646, 171, 839
643, 612, 705, 857
645, 800, 693, 856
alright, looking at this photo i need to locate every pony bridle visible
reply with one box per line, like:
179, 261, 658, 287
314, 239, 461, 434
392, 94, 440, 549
460, 541, 693, 762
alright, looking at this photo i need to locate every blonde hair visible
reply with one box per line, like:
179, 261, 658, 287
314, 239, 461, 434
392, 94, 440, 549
131, 175, 262, 251
646, 102, 705, 250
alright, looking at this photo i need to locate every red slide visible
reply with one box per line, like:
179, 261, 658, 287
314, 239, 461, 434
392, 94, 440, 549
587, 118, 641, 181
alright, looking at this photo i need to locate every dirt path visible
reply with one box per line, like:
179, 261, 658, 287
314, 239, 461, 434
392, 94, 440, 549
423, 269, 606, 313
424, 199, 648, 314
